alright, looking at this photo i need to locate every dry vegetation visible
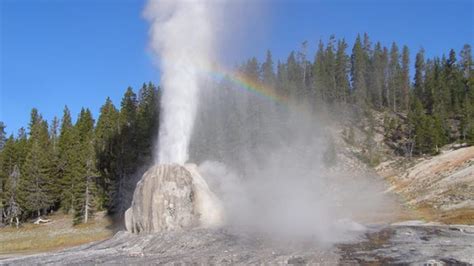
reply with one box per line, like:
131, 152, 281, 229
377, 146, 474, 225
0, 211, 113, 257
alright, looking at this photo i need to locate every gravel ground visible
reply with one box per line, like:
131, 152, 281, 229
2, 222, 473, 265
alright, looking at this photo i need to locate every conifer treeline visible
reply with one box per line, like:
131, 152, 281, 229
238, 34, 473, 155
0, 83, 159, 226
0, 33, 473, 226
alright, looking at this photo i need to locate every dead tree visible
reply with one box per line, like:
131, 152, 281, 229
5, 165, 22, 228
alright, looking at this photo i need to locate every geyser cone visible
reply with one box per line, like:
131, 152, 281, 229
125, 164, 223, 234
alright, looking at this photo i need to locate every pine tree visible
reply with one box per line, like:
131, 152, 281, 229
459, 44, 474, 144
362, 33, 372, 55
242, 58, 265, 152
429, 58, 451, 142
50, 117, 60, 151
73, 108, 98, 224
113, 87, 139, 214
276, 61, 290, 98
20, 109, 53, 218
58, 106, 81, 213
388, 42, 401, 112
400, 45, 410, 111
431, 114, 447, 153
381, 47, 390, 107
414, 48, 426, 103
408, 98, 445, 155
324, 36, 337, 103
136, 83, 160, 165
446, 50, 463, 114
369, 42, 386, 109
437, 56, 451, 117
409, 98, 428, 154
48, 117, 62, 208
286, 51, 302, 100
351, 34, 368, 105
15, 128, 28, 168
424, 59, 436, 113
460, 44, 473, 102
313, 40, 326, 103
362, 33, 373, 103
95, 97, 120, 211
261, 50, 276, 89
1, 127, 28, 222
335, 39, 350, 103
0, 136, 16, 224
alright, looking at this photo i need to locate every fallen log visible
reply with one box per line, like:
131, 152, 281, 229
33, 217, 51, 224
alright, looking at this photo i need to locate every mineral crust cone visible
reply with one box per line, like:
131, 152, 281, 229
125, 164, 223, 234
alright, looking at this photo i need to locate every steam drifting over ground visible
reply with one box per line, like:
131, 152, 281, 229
145, 0, 394, 244
192, 83, 393, 243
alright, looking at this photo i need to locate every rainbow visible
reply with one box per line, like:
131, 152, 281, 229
202, 63, 289, 105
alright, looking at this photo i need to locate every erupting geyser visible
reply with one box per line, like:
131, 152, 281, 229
126, 0, 392, 242
125, 0, 223, 234
145, 0, 216, 164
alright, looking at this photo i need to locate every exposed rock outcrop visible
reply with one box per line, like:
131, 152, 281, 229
125, 164, 223, 234
377, 146, 474, 223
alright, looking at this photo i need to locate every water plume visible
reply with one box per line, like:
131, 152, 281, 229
144, 0, 216, 164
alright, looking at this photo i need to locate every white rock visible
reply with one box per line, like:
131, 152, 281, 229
125, 164, 223, 234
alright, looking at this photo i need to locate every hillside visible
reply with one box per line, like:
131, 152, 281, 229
377, 146, 474, 224
336, 108, 474, 225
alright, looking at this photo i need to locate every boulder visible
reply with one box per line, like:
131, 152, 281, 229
125, 164, 223, 234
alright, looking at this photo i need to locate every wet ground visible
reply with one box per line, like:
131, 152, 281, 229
1, 222, 473, 265
338, 222, 474, 265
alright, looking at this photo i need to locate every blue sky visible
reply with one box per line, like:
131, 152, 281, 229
1, 0, 473, 135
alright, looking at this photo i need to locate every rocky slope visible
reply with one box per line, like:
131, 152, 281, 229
377, 146, 474, 224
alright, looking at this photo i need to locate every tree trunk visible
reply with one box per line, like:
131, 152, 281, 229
386, 86, 390, 108
84, 177, 90, 224
393, 88, 397, 113
0, 185, 3, 224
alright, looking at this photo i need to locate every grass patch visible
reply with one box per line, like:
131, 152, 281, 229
0, 212, 113, 255
438, 208, 474, 225
409, 203, 474, 225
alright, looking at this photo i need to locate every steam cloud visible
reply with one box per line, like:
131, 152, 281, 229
191, 83, 394, 243
145, 0, 216, 164
145, 0, 395, 244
